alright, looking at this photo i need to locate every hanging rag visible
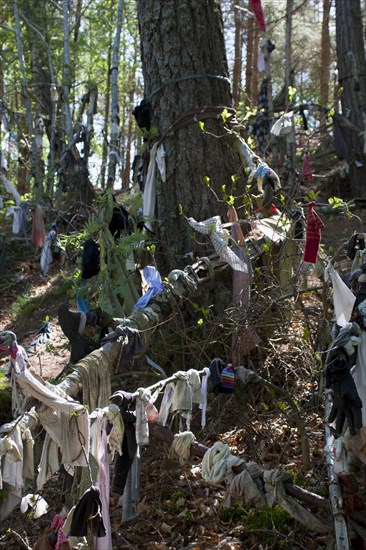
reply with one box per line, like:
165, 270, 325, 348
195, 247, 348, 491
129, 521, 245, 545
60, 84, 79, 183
81, 239, 100, 280
40, 228, 58, 275
158, 382, 175, 427
142, 143, 166, 232
6, 206, 22, 234
31, 205, 46, 247
168, 431, 196, 466
188, 216, 249, 273
110, 391, 138, 496
1, 172, 21, 204
303, 202, 324, 264
324, 263, 356, 327
199, 367, 210, 429
89, 413, 113, 550
133, 265, 164, 311
69, 486, 106, 538
250, 0, 266, 32
270, 112, 294, 137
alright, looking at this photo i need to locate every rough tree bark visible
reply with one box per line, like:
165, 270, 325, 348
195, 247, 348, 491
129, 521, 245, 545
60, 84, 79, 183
137, 0, 245, 275
320, 0, 331, 106
335, 0, 366, 198
13, 0, 44, 196
232, 1, 244, 108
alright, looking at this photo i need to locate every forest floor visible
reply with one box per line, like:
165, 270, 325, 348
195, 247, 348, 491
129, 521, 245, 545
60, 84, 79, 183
0, 198, 365, 549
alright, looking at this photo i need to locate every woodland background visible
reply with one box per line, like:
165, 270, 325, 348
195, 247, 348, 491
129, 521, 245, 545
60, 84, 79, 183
1, 1, 366, 549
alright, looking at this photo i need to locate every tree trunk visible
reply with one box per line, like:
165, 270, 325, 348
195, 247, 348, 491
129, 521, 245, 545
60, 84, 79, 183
284, 0, 296, 189
320, 0, 331, 106
62, 0, 73, 143
13, 0, 43, 196
122, 85, 135, 191
106, 0, 124, 190
101, 43, 112, 190
137, 0, 245, 275
335, 0, 366, 198
245, 1, 260, 111
232, 2, 244, 108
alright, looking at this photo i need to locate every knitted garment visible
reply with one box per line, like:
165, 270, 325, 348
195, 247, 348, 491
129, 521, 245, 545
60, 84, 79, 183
220, 364, 235, 394
303, 202, 324, 264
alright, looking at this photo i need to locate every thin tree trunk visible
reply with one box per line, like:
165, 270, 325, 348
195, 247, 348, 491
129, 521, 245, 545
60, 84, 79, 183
62, 0, 73, 143
106, 0, 124, 190
101, 43, 112, 190
335, 0, 366, 197
232, 2, 243, 107
122, 85, 135, 190
320, 0, 331, 105
18, 9, 59, 201
245, 5, 256, 108
84, 86, 98, 169
284, 0, 296, 189
13, 0, 43, 196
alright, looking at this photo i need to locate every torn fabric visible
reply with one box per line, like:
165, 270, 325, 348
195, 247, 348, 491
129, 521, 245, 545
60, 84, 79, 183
324, 263, 356, 327
188, 216, 249, 273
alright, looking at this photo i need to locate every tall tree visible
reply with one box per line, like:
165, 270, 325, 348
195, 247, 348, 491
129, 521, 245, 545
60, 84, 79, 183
13, 0, 43, 195
136, 0, 245, 275
320, 0, 331, 106
232, 1, 244, 107
244, 1, 259, 109
335, 0, 366, 197
106, 0, 124, 189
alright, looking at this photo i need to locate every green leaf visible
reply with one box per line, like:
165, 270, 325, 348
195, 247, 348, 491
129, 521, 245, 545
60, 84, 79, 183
203, 175, 210, 186
221, 108, 232, 123
198, 121, 205, 132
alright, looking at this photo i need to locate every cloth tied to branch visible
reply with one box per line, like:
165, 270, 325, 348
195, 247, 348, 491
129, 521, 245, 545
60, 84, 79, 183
168, 431, 196, 466
188, 216, 249, 273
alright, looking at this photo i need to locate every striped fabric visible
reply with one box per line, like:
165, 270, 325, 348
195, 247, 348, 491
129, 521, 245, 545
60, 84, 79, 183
220, 364, 235, 393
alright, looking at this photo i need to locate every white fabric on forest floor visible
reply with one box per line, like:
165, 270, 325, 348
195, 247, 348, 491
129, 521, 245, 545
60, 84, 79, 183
201, 441, 244, 484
